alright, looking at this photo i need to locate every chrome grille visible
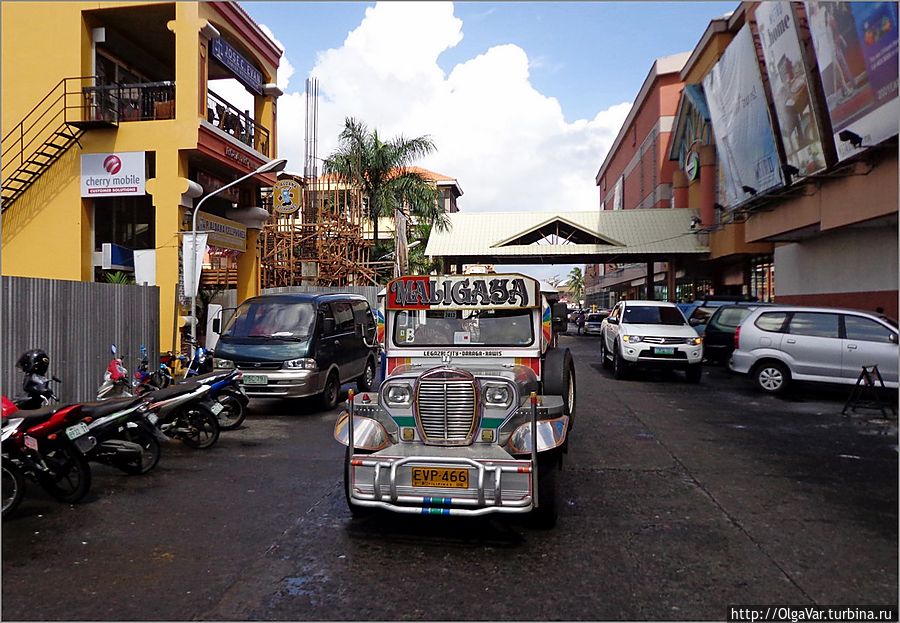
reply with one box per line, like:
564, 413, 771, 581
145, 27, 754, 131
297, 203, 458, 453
415, 370, 478, 446
642, 336, 689, 345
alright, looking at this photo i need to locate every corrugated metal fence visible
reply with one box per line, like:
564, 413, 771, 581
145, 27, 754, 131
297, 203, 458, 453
2, 276, 159, 404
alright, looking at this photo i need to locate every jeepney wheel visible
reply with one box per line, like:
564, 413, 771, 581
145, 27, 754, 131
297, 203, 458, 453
529, 452, 561, 529
344, 446, 373, 519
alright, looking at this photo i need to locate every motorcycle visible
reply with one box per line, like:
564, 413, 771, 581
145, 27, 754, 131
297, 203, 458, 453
1, 397, 94, 514
79, 397, 162, 475
97, 344, 134, 400
138, 383, 220, 449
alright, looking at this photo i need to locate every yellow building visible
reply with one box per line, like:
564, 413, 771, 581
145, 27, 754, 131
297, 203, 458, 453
1, 1, 283, 350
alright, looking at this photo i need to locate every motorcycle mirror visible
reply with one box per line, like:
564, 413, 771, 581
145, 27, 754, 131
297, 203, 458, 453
52, 376, 62, 383
111, 344, 118, 355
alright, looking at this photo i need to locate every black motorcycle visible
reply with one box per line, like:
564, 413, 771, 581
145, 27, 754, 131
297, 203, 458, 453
79, 397, 162, 475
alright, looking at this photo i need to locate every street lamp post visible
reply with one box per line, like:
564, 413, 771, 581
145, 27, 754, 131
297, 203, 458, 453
188, 157, 287, 352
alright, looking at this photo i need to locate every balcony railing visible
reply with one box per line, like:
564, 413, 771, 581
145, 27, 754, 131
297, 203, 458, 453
206, 89, 270, 156
82, 81, 176, 122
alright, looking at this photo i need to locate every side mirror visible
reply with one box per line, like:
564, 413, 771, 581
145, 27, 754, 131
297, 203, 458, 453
212, 318, 221, 334
608, 317, 619, 325
689, 317, 702, 326
551, 302, 568, 333
890, 333, 898, 345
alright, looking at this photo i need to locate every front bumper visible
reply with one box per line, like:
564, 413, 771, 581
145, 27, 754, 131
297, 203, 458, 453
347, 444, 534, 516
237, 368, 323, 398
620, 343, 703, 367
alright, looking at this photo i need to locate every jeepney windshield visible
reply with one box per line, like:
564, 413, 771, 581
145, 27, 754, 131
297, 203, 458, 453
391, 308, 534, 347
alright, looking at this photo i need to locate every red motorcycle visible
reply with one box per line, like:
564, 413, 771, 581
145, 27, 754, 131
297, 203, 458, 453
2, 396, 95, 517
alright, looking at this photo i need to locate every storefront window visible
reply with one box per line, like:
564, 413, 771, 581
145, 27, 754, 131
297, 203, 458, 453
750, 256, 775, 302
93, 196, 155, 251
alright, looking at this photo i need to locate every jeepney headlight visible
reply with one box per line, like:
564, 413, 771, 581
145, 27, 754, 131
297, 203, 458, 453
385, 383, 411, 406
622, 335, 643, 343
213, 358, 234, 369
483, 384, 513, 407
284, 358, 317, 370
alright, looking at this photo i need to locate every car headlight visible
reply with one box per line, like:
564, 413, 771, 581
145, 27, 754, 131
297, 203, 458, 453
622, 335, 643, 343
384, 383, 412, 406
213, 358, 234, 369
483, 384, 513, 407
688, 336, 703, 346
283, 358, 317, 370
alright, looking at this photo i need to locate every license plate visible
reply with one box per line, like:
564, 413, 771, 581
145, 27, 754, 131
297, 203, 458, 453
210, 402, 224, 415
24, 435, 38, 451
243, 374, 268, 385
66, 422, 89, 440
653, 347, 675, 355
411, 466, 469, 489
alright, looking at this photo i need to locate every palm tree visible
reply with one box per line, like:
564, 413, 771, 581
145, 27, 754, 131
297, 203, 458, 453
323, 117, 449, 253
567, 266, 584, 304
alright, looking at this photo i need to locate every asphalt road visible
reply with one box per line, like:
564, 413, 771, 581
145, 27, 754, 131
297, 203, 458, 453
2, 333, 897, 621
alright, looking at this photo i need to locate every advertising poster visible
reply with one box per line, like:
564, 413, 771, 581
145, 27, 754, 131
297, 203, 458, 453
703, 25, 784, 208
806, 1, 899, 161
756, 3, 829, 176
80, 152, 146, 197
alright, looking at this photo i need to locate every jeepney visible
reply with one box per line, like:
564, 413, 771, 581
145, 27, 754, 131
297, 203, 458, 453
334, 273, 575, 527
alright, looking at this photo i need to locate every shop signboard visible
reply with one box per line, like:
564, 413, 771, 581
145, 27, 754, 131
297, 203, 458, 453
196, 211, 247, 252
273, 179, 302, 214
756, 2, 829, 176
196, 170, 240, 203
210, 37, 263, 95
806, 2, 898, 161
81, 152, 146, 197
702, 25, 784, 209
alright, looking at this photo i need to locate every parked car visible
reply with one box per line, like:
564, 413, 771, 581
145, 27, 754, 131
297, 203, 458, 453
703, 303, 776, 364
212, 293, 379, 408
600, 300, 703, 382
681, 296, 761, 335
730, 306, 899, 394
583, 311, 609, 335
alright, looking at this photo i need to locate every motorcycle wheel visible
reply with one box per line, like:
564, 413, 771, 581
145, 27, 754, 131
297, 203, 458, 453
2, 461, 26, 518
117, 425, 162, 475
36, 445, 92, 503
215, 394, 246, 431
178, 406, 220, 450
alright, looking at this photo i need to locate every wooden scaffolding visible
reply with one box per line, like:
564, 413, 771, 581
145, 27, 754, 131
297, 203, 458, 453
260, 178, 389, 287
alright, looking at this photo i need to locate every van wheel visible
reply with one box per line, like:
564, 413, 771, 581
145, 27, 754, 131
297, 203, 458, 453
357, 358, 376, 392
320, 372, 340, 410
754, 361, 790, 394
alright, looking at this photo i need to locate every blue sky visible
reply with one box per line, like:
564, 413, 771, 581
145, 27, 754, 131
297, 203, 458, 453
235, 1, 736, 284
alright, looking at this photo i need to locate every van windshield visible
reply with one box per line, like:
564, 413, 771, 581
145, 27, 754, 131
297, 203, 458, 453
222, 301, 316, 339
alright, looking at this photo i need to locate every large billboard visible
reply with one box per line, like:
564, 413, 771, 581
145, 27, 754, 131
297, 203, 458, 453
703, 25, 784, 208
806, 1, 899, 161
756, 2, 829, 176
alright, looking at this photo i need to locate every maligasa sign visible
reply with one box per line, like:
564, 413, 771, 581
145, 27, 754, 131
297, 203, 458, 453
386, 275, 540, 310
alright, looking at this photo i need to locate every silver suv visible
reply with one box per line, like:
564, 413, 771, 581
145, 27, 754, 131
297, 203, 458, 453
730, 306, 898, 394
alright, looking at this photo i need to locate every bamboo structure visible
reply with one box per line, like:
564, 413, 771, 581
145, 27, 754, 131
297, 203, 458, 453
260, 177, 389, 287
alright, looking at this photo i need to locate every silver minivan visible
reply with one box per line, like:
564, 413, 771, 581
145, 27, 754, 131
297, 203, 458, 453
730, 306, 898, 394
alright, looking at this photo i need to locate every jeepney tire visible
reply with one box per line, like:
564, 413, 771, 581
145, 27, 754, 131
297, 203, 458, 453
319, 371, 340, 411
344, 446, 373, 519
529, 452, 561, 529
542, 348, 576, 423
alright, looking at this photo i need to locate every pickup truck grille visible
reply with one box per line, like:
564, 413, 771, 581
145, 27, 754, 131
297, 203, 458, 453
415, 369, 478, 446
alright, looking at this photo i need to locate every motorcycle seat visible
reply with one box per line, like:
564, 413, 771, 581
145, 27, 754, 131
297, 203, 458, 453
79, 398, 145, 418
180, 370, 233, 384
142, 384, 205, 402
13, 405, 62, 426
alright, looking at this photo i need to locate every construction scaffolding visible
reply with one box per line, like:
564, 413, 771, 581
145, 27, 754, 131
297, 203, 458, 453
260, 178, 390, 287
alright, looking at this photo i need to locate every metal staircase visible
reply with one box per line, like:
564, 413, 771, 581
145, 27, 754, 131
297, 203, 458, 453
1, 76, 118, 211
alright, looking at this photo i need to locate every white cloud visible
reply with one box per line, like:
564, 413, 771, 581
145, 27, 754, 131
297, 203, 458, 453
270, 1, 632, 281
259, 23, 295, 91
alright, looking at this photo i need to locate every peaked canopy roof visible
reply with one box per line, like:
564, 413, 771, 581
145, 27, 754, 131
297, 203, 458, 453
425, 209, 709, 265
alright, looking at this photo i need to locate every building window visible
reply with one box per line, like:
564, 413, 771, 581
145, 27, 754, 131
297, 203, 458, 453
93, 195, 155, 251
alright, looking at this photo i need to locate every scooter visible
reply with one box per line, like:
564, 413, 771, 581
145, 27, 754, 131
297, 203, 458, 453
138, 383, 220, 450
97, 344, 134, 400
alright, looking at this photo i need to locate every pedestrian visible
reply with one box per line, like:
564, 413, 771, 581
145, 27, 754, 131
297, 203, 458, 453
576, 311, 585, 335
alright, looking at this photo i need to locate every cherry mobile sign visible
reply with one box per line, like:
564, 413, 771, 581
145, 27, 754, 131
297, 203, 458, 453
81, 152, 146, 196
386, 275, 540, 310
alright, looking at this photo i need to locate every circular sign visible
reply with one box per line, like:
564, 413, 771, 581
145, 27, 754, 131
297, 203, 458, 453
684, 151, 700, 181
273, 179, 301, 214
